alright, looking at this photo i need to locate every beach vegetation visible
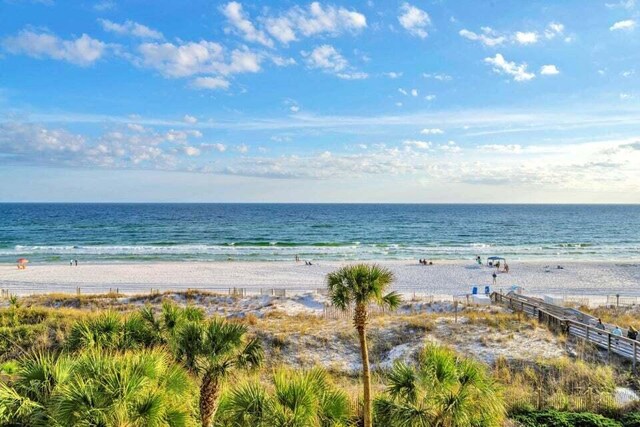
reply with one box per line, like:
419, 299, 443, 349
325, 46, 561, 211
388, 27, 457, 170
374, 344, 505, 426
326, 263, 401, 427
216, 367, 350, 427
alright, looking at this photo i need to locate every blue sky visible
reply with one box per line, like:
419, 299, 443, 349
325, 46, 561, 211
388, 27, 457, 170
1, 0, 639, 202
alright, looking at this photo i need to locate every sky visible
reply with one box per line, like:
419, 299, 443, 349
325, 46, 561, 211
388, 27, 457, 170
0, 0, 639, 203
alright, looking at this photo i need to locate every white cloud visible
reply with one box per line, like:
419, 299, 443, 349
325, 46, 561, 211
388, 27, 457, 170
302, 44, 366, 79
303, 44, 347, 72
94, 1, 116, 11
540, 64, 560, 75
411, 89, 418, 97
137, 41, 260, 78
191, 76, 231, 90
398, 3, 431, 38
403, 139, 431, 149
421, 128, 444, 134
622, 70, 635, 77
127, 123, 146, 132
438, 140, 461, 153
3, 29, 106, 66
610, 19, 636, 31
606, 0, 636, 9
336, 71, 368, 80
236, 144, 249, 153
620, 93, 633, 99
462, 23, 564, 46
484, 53, 535, 82
290, 105, 300, 112
221, 2, 273, 47
459, 28, 506, 47
98, 19, 163, 39
212, 143, 227, 152
398, 88, 408, 95
383, 71, 403, 79
515, 31, 538, 45
183, 146, 201, 157
544, 22, 565, 39
424, 94, 436, 101
423, 73, 452, 81
264, 2, 367, 44
478, 144, 523, 153
183, 115, 198, 124
293, 2, 366, 36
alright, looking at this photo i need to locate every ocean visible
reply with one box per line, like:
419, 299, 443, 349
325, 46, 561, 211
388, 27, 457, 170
1, 204, 639, 263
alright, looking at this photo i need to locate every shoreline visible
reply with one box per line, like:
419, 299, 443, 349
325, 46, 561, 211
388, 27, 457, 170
1, 259, 639, 299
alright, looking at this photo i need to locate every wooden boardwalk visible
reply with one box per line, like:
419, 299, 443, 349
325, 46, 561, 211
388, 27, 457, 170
491, 292, 640, 369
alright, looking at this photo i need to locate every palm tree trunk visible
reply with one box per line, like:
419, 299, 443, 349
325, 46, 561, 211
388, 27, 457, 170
355, 304, 372, 427
199, 373, 221, 427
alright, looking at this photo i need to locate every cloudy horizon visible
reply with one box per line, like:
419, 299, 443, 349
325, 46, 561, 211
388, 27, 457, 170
1, 0, 639, 202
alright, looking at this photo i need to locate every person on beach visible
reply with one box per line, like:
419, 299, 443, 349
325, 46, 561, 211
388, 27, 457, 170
627, 326, 637, 340
492, 271, 497, 285
476, 255, 482, 265
504, 263, 509, 273
612, 326, 623, 337
74, 259, 78, 266
596, 319, 606, 330
70, 260, 73, 267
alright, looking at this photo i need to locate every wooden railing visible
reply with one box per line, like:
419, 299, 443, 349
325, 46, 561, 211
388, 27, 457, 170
491, 292, 640, 370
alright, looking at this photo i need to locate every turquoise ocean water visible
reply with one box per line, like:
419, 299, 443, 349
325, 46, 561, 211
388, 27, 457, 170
0, 204, 639, 263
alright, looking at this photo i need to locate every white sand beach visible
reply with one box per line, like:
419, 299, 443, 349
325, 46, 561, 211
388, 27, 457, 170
1, 260, 639, 299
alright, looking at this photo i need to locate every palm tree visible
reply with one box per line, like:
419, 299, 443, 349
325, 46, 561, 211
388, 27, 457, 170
326, 263, 401, 427
374, 345, 505, 427
0, 349, 196, 426
0, 351, 69, 425
217, 367, 350, 427
172, 317, 263, 427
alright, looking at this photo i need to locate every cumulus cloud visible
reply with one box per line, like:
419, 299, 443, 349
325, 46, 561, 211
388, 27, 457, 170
183, 115, 198, 124
484, 53, 535, 81
515, 31, 538, 44
136, 41, 260, 78
383, 71, 403, 79
261, 2, 366, 44
98, 19, 163, 39
403, 139, 431, 150
221, 2, 273, 47
191, 76, 231, 90
461, 23, 565, 46
421, 128, 444, 134
610, 19, 636, 31
544, 22, 565, 39
3, 29, 106, 66
302, 44, 367, 79
398, 3, 431, 38
459, 27, 506, 47
540, 64, 560, 75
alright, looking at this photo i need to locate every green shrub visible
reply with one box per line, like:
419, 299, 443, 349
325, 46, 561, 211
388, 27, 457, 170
512, 410, 621, 427
620, 412, 640, 427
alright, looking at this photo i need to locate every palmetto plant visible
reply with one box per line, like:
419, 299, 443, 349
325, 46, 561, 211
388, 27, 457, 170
374, 345, 506, 427
326, 263, 401, 427
0, 349, 197, 426
217, 368, 350, 427
172, 317, 263, 427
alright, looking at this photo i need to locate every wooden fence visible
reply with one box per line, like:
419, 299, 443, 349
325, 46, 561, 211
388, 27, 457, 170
492, 292, 640, 369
